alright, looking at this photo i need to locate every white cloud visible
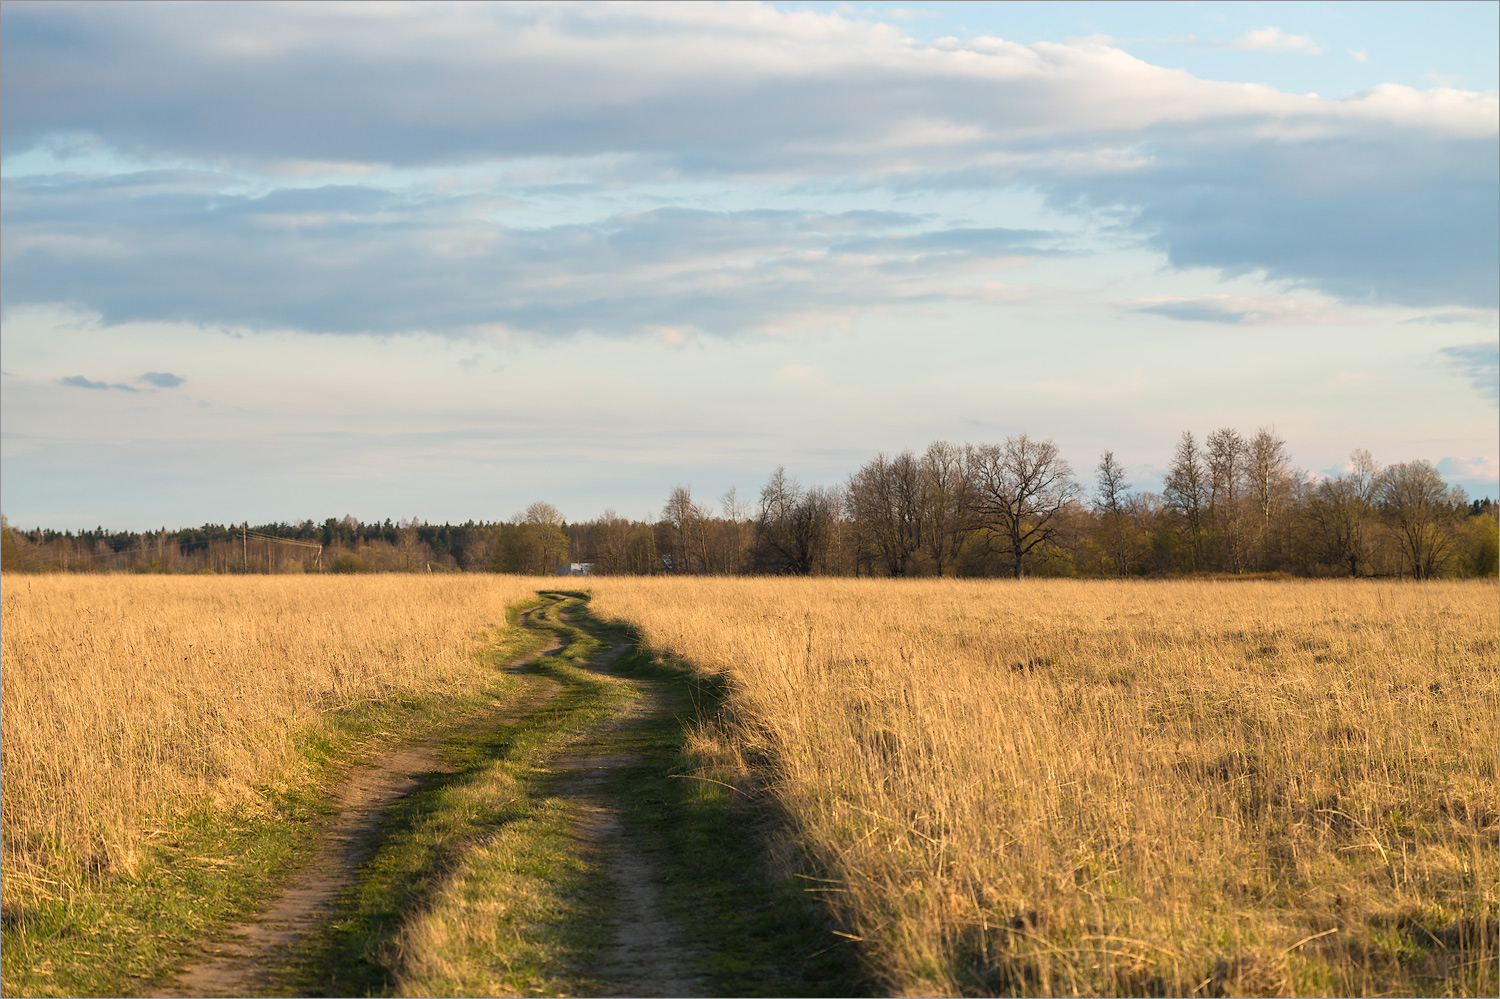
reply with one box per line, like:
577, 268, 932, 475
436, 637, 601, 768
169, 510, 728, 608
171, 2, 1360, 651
1350, 48, 1369, 64
0, 183, 1064, 339
1229, 27, 1326, 55
2, 0, 1497, 336
5, 4, 1492, 174
1436, 456, 1499, 480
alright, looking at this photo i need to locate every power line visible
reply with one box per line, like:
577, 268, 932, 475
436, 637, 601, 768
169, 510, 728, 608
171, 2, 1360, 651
243, 531, 323, 549
40, 541, 157, 562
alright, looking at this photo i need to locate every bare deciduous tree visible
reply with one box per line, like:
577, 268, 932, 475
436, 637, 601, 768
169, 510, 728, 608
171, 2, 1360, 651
715, 486, 751, 574
967, 434, 1079, 579
753, 468, 841, 575
520, 501, 569, 574
1307, 449, 1381, 576
1248, 426, 1292, 569
1164, 432, 1208, 570
1093, 450, 1135, 576
1095, 450, 1129, 516
1379, 460, 1466, 579
396, 521, 425, 572
920, 441, 974, 576
847, 450, 924, 576
1206, 427, 1248, 572
661, 485, 712, 574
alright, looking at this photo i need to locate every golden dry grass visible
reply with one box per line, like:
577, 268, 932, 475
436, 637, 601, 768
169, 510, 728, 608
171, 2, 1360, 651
4, 575, 1494, 997
0, 574, 543, 908
586, 577, 1499, 997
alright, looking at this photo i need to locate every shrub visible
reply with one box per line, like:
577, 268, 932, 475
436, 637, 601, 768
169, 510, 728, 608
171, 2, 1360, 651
329, 553, 367, 574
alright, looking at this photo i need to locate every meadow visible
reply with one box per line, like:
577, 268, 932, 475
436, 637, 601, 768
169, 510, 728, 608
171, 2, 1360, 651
2, 574, 1495, 997
1, 575, 540, 907
588, 577, 1499, 996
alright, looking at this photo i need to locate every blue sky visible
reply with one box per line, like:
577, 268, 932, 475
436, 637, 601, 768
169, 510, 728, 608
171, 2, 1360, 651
2, 0, 1495, 529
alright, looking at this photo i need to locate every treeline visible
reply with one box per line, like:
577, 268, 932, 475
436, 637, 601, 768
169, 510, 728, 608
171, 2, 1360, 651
0, 516, 507, 576
3, 427, 1496, 579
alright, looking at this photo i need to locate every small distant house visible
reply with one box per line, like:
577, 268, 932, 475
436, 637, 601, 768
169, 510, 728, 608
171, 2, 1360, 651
554, 562, 593, 576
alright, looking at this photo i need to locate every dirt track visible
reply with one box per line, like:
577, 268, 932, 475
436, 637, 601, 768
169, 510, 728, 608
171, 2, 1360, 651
157, 605, 564, 998
153, 598, 707, 998
550, 638, 706, 997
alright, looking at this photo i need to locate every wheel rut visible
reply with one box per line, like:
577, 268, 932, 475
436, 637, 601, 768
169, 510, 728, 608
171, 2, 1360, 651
154, 597, 718, 999
550, 637, 707, 998
155, 603, 564, 998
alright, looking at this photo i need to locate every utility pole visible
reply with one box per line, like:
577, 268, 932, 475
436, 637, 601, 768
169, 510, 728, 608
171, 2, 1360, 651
242, 522, 247, 573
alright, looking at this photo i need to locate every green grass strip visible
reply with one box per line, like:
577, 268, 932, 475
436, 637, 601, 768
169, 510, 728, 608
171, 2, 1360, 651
285, 593, 628, 997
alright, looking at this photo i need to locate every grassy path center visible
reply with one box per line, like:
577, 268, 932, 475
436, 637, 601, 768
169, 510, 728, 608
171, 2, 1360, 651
547, 632, 706, 996
156, 600, 566, 997
152, 590, 857, 998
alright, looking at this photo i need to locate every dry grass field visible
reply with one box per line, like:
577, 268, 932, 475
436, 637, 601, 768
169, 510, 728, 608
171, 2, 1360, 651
2, 575, 1494, 997
587, 577, 1499, 997
0, 574, 540, 910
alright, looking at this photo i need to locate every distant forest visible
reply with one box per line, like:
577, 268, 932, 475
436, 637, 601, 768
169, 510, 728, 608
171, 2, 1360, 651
4, 427, 1497, 580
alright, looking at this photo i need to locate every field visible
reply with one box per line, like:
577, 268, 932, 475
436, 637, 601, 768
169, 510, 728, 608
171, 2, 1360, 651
2, 575, 1496, 997
586, 577, 1499, 996
1, 576, 541, 909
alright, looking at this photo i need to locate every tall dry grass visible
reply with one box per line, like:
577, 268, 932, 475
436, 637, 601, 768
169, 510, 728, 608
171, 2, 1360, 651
587, 578, 1499, 996
0, 574, 541, 906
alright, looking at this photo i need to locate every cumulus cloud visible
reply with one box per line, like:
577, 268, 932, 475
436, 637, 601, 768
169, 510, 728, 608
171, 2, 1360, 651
1, 0, 1495, 333
0, 177, 1060, 337
1439, 342, 1499, 403
60, 374, 137, 391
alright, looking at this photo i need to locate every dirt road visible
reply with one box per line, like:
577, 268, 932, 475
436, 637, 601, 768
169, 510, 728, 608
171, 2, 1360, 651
549, 637, 706, 997
158, 604, 565, 997
153, 597, 717, 998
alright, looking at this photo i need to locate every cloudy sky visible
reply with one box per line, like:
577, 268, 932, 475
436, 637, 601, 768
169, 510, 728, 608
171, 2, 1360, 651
2, 0, 1496, 530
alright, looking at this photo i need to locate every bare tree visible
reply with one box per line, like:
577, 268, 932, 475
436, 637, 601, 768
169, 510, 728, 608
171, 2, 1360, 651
1206, 427, 1248, 572
715, 486, 751, 574
967, 434, 1080, 578
919, 441, 974, 576
1093, 450, 1135, 576
626, 521, 660, 575
588, 509, 634, 575
753, 468, 841, 575
847, 450, 924, 576
1379, 460, 1466, 578
1163, 431, 1208, 570
396, 520, 426, 572
719, 486, 748, 523
1247, 426, 1292, 569
1307, 449, 1381, 576
1095, 450, 1129, 515
458, 527, 498, 572
661, 485, 712, 574
524, 501, 569, 574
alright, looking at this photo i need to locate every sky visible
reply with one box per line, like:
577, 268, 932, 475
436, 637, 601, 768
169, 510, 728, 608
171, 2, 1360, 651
1, 0, 1496, 531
